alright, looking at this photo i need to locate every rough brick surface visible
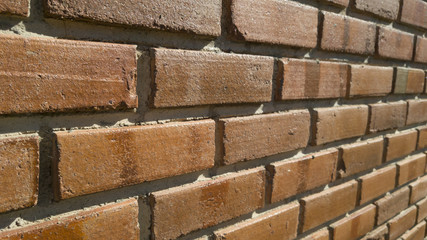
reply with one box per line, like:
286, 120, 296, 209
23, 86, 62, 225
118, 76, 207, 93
359, 166, 397, 204
53, 120, 215, 200
400, 0, 427, 29
360, 225, 388, 240
397, 154, 426, 185
418, 127, 427, 149
0, 34, 137, 115
388, 206, 417, 240
378, 27, 414, 60
0, 0, 29, 16
354, 0, 400, 20
150, 168, 265, 240
415, 37, 427, 63
407, 100, 427, 125
375, 187, 410, 225
368, 102, 407, 132
348, 65, 394, 97
416, 197, 427, 222
220, 111, 310, 164
330, 204, 376, 240
400, 221, 426, 240
320, 0, 349, 7
385, 131, 418, 162
300, 228, 329, 240
394, 68, 425, 94
409, 175, 427, 204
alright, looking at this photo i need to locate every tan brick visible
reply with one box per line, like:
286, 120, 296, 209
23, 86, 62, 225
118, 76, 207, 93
276, 59, 348, 100
0, 0, 29, 16
378, 27, 414, 60
214, 202, 299, 240
360, 225, 388, 240
369, 102, 407, 132
394, 68, 425, 94
321, 12, 376, 55
0, 137, 38, 213
331, 204, 376, 240
397, 154, 426, 185
400, 0, 427, 29
267, 150, 338, 203
220, 110, 310, 165
388, 206, 417, 240
300, 228, 330, 240
359, 166, 397, 204
0, 34, 137, 115
409, 175, 427, 204
375, 187, 410, 225
354, 0, 400, 20
416, 197, 427, 222
227, 0, 318, 48
417, 127, 427, 149
150, 168, 266, 240
348, 65, 394, 97
385, 131, 418, 162
407, 100, 427, 125
312, 105, 369, 145
300, 180, 358, 232
150, 49, 274, 108
320, 0, 349, 7
0, 199, 139, 240
415, 37, 427, 63
400, 221, 426, 240
53, 120, 215, 200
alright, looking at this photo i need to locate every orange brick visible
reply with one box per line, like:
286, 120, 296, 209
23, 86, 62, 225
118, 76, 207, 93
407, 100, 427, 125
388, 206, 417, 240
375, 187, 410, 225
385, 131, 418, 162
300, 180, 358, 232
369, 102, 407, 132
400, 0, 427, 29
400, 221, 426, 240
394, 68, 425, 94
0, 0, 29, 16
219, 111, 310, 165
354, 0, 400, 20
53, 120, 215, 200
150, 168, 265, 240
300, 228, 330, 240
416, 197, 427, 222
417, 127, 427, 149
415, 37, 427, 63
330, 204, 376, 240
348, 65, 394, 97
360, 225, 388, 240
409, 175, 427, 204
397, 154, 426, 185
267, 150, 338, 203
378, 27, 414, 60
0, 199, 139, 240
359, 166, 397, 204
0, 136, 38, 213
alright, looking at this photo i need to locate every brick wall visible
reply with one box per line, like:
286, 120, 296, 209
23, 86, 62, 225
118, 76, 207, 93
0, 0, 426, 239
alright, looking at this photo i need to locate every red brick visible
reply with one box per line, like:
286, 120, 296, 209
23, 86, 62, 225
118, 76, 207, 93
360, 225, 388, 240
407, 100, 427, 125
339, 138, 384, 178
312, 105, 369, 145
0, 34, 137, 115
369, 102, 407, 132
400, 0, 427, 29
300, 180, 358, 232
409, 175, 427, 204
418, 127, 427, 149
394, 68, 425, 94
0, 199, 139, 240
150, 48, 274, 108
267, 150, 338, 203
219, 110, 310, 165
214, 202, 299, 240
321, 12, 376, 55
397, 154, 426, 185
45, 0, 221, 36
320, 0, 349, 7
227, 0, 318, 48
348, 65, 394, 97
300, 228, 330, 240
53, 120, 215, 200
375, 187, 410, 225
400, 221, 426, 240
415, 37, 427, 63
385, 131, 418, 162
378, 27, 414, 60
150, 168, 265, 240
276, 59, 348, 100
354, 0, 400, 20
388, 206, 417, 240
0, 0, 29, 16
330, 204, 376, 240
416, 197, 427, 222
359, 166, 397, 204
0, 136, 38, 213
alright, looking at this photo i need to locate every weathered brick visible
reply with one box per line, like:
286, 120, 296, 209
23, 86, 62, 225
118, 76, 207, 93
385, 131, 418, 162
219, 111, 310, 165
397, 154, 426, 186
320, 0, 349, 7
339, 138, 384, 178
150, 168, 265, 240
276, 59, 348, 100
214, 202, 299, 240
0, 199, 139, 240
369, 102, 407, 132
354, 0, 400, 20
394, 68, 425, 94
227, 0, 318, 48
359, 166, 397, 204
312, 105, 369, 145
409, 175, 427, 204
0, 34, 137, 115
400, 0, 427, 29
375, 187, 410, 225
321, 12, 376, 55
348, 65, 394, 97
0, 0, 29, 16
388, 206, 417, 240
330, 204, 376, 240
0, 137, 38, 213
267, 150, 338, 203
400, 221, 426, 240
300, 228, 330, 240
378, 27, 414, 60
415, 37, 427, 63
407, 100, 427, 125
418, 127, 427, 149
360, 225, 388, 240
151, 48, 274, 108
53, 120, 215, 200
45, 0, 221, 36
300, 180, 358, 232
416, 197, 427, 222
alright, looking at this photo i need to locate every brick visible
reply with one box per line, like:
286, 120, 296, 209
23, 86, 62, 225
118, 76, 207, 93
354, 0, 400, 20
320, 0, 349, 7
0, 0, 29, 16
400, 0, 427, 29
418, 127, 427, 149
348, 65, 394, 97
378, 27, 414, 60
339, 138, 384, 178
45, 0, 221, 36
219, 110, 310, 165
409, 175, 427, 204
312, 105, 369, 145
300, 180, 358, 232
385, 131, 418, 162
388, 206, 417, 240
369, 102, 407, 132
415, 37, 427, 63
407, 100, 427, 125
0, 137, 38, 213
276, 59, 348, 100
267, 150, 338, 203
0, 34, 137, 115
213, 202, 299, 240
375, 187, 410, 225
397, 154, 426, 185
300, 228, 330, 240
150, 168, 265, 240
227, 0, 318, 48
400, 221, 426, 240
394, 68, 425, 94
330, 204, 376, 240
321, 12, 376, 55
416, 197, 427, 222
53, 120, 215, 200
359, 166, 397, 204
360, 225, 388, 240
0, 199, 139, 240
150, 48, 274, 108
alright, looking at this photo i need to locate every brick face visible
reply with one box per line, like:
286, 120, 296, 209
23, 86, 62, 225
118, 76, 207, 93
330, 204, 376, 240
409, 175, 427, 203
0, 0, 29, 16
384, 131, 418, 162
348, 65, 394, 97
400, 221, 426, 240
418, 127, 427, 149
416, 197, 427, 222
407, 100, 427, 125
360, 225, 388, 240
388, 206, 417, 240
400, 0, 427, 29
354, 0, 400, 20
377, 27, 414, 60
359, 166, 396, 204
394, 68, 425, 94
375, 187, 410, 225
300, 228, 330, 240
396, 154, 426, 185
368, 102, 407, 132
415, 37, 427, 63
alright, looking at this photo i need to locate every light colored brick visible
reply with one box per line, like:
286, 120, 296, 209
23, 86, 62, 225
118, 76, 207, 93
409, 175, 427, 204
378, 27, 414, 60
416, 197, 427, 222
400, 221, 426, 240
330, 204, 376, 240
348, 65, 394, 97
375, 187, 410, 225
369, 102, 407, 132
385, 131, 418, 162
417, 127, 427, 149
354, 0, 400, 20
360, 225, 388, 240
388, 206, 417, 240
300, 228, 330, 240
397, 154, 426, 185
415, 37, 427, 63
400, 0, 427, 29
359, 166, 397, 204
394, 68, 425, 94
407, 100, 427, 125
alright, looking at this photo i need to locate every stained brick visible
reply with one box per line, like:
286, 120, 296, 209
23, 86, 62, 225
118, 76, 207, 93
348, 65, 394, 97
415, 37, 427, 63
416, 197, 427, 222
409, 175, 427, 204
407, 100, 427, 125
385, 131, 418, 162
354, 0, 400, 20
418, 127, 427, 149
388, 206, 417, 240
360, 225, 388, 240
394, 68, 425, 94
400, 221, 426, 240
400, 0, 427, 29
369, 102, 407, 132
330, 204, 376, 240
378, 27, 414, 60
359, 166, 397, 204
300, 228, 330, 240
0, 0, 29, 16
396, 154, 425, 186
375, 187, 410, 225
